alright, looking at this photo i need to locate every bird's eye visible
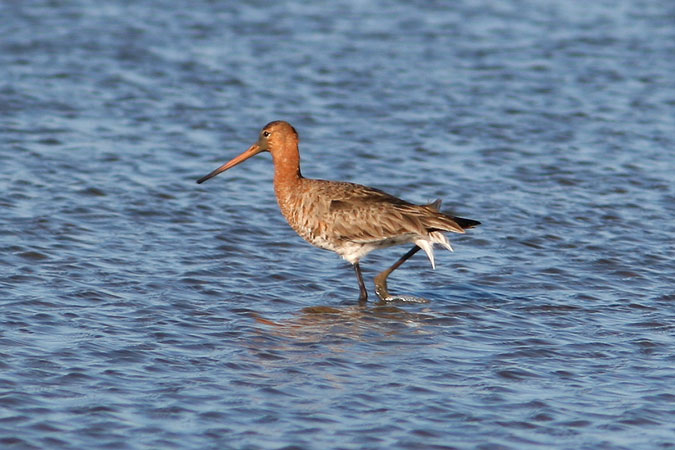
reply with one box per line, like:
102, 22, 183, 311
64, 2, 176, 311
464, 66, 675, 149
263, 131, 270, 137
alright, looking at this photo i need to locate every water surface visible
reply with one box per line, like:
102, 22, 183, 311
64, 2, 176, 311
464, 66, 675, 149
1, 0, 674, 448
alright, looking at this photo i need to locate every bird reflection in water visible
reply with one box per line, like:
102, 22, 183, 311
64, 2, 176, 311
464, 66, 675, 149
249, 301, 445, 346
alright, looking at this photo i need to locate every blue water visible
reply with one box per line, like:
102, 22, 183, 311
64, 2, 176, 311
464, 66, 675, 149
2, 1, 674, 448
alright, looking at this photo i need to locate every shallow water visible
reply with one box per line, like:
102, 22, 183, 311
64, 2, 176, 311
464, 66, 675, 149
2, 0, 674, 448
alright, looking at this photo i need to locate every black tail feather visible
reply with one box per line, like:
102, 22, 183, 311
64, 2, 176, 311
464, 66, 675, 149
453, 216, 481, 229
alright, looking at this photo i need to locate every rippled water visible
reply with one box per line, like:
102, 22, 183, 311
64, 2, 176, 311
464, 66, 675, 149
2, 0, 674, 448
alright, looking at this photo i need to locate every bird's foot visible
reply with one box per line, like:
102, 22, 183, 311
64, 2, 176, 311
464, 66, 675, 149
374, 269, 429, 304
375, 280, 428, 304
376, 294, 430, 305
374, 274, 391, 301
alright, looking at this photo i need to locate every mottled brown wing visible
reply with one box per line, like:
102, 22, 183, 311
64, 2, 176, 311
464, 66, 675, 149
315, 181, 466, 243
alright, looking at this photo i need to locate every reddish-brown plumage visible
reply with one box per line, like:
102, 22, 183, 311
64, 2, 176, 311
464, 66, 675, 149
197, 121, 480, 302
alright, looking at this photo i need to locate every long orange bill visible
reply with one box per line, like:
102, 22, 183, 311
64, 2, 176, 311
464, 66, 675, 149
196, 143, 261, 184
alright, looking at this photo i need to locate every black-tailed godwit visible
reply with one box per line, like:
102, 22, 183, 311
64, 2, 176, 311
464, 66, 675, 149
197, 121, 480, 303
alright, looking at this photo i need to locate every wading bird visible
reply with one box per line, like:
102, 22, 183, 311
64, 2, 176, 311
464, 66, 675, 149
197, 121, 480, 303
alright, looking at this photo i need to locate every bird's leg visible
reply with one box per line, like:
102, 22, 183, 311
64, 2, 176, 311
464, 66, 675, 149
374, 245, 421, 301
353, 262, 368, 303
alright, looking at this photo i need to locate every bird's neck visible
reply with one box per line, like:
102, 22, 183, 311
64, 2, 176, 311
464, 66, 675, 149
272, 148, 303, 201
272, 144, 302, 180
